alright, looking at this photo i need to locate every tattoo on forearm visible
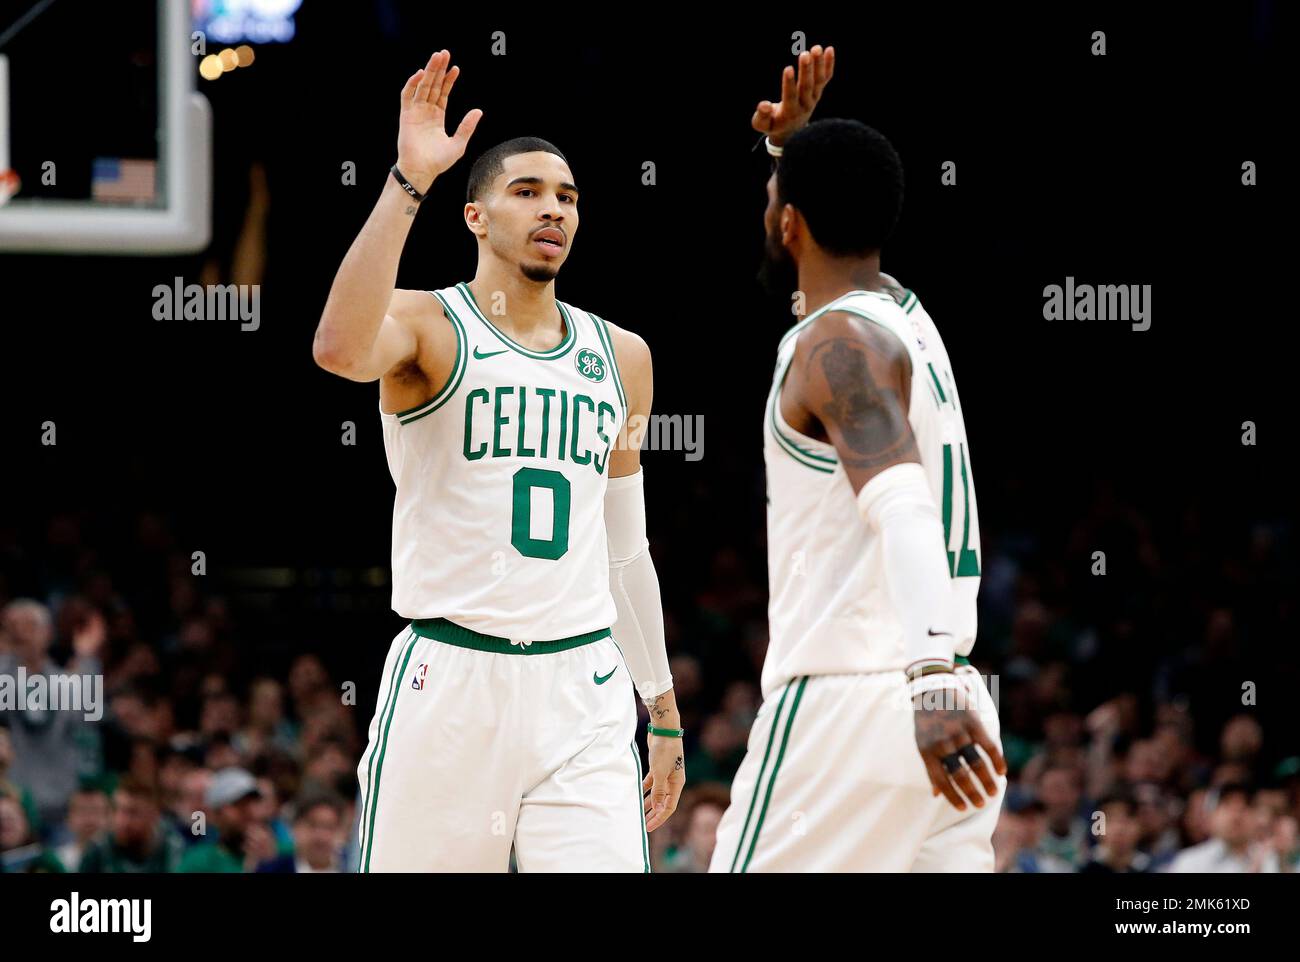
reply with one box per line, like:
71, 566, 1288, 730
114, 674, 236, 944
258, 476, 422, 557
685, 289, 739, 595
647, 695, 670, 721
809, 337, 918, 469
405, 205, 417, 216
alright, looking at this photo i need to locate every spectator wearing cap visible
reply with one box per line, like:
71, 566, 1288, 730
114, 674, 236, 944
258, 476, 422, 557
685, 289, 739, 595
177, 767, 261, 872
1081, 792, 1150, 873
256, 789, 347, 873
78, 775, 183, 872
1167, 784, 1279, 873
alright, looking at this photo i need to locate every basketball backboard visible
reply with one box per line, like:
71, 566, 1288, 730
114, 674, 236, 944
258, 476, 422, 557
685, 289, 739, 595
0, 0, 212, 254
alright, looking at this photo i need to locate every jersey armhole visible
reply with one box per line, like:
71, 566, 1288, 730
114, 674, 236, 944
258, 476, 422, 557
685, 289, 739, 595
384, 291, 468, 426
587, 311, 629, 421
769, 352, 838, 473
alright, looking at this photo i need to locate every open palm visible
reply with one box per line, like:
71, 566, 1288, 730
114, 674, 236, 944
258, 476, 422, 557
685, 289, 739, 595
752, 45, 835, 147
396, 50, 483, 187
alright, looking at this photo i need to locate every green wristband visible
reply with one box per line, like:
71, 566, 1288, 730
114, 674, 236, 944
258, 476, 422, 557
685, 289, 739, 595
647, 723, 685, 738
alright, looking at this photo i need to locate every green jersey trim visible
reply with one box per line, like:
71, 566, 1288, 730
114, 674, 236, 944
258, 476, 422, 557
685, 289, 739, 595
776, 289, 895, 353
587, 312, 628, 420
768, 355, 838, 473
456, 282, 576, 360
390, 291, 469, 425
410, 616, 610, 654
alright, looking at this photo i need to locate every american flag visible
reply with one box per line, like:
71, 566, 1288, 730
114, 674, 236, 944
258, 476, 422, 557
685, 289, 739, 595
91, 158, 157, 204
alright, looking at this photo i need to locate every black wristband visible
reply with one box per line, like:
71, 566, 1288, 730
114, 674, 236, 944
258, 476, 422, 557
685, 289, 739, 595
390, 164, 428, 203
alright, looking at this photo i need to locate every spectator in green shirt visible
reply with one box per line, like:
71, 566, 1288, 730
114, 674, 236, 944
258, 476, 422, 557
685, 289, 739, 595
79, 775, 184, 873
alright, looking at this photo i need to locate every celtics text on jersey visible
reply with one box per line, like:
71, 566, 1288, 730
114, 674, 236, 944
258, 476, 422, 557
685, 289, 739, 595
381, 283, 628, 642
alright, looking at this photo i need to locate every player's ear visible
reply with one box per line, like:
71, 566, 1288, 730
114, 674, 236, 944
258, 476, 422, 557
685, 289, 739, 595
779, 204, 796, 248
464, 201, 488, 238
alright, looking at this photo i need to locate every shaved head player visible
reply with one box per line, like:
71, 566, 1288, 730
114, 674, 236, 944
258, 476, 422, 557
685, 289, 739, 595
711, 47, 1007, 872
313, 51, 685, 872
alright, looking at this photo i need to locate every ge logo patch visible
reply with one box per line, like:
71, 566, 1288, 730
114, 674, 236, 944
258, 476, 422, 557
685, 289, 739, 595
575, 347, 607, 382
411, 664, 428, 690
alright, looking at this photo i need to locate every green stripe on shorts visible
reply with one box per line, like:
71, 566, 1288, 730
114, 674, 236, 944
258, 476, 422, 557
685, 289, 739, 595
360, 630, 419, 872
740, 675, 808, 873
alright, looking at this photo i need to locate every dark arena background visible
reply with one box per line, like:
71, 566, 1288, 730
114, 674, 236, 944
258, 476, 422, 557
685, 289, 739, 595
0, 0, 1294, 938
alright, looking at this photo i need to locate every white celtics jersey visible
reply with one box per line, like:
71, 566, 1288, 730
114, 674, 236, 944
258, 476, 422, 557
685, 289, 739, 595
762, 281, 981, 696
382, 282, 627, 641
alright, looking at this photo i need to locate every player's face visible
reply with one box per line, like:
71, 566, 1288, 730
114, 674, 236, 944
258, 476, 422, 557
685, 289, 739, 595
479, 151, 579, 283
758, 172, 797, 299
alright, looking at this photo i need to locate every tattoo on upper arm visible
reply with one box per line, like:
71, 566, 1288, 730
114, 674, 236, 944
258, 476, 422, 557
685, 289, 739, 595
807, 335, 918, 469
405, 205, 417, 216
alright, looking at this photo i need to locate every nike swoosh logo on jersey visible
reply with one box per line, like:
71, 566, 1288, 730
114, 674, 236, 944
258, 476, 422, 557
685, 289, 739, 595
927, 628, 953, 637
593, 666, 618, 685
473, 347, 508, 359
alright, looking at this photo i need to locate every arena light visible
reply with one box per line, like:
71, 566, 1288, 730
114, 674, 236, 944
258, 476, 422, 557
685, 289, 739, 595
199, 54, 223, 81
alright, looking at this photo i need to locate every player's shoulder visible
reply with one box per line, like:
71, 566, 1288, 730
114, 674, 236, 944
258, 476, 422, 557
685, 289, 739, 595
589, 314, 652, 370
388, 288, 455, 344
796, 304, 909, 367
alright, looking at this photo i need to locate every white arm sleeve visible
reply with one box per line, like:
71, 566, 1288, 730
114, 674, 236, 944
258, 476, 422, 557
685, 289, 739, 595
604, 468, 673, 701
856, 461, 957, 675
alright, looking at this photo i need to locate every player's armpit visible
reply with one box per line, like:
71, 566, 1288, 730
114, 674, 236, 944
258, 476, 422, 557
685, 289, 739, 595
788, 310, 918, 494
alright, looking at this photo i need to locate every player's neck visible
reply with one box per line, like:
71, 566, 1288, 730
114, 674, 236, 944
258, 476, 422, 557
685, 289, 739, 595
797, 252, 884, 315
466, 268, 560, 337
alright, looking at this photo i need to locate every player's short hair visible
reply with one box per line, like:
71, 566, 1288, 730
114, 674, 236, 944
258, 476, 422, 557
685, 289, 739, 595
777, 118, 904, 256
467, 136, 569, 203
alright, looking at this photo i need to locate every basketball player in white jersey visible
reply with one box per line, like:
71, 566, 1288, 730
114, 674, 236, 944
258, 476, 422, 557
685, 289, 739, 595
312, 51, 685, 871
710, 47, 1008, 872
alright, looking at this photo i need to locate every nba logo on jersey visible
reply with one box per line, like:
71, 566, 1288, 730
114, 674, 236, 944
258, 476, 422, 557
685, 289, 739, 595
411, 663, 428, 691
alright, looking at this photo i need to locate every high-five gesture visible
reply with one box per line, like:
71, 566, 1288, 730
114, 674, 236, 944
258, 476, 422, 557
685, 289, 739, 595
752, 44, 835, 147
396, 50, 483, 193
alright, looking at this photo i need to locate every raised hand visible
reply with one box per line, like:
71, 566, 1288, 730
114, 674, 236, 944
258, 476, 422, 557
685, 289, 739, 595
752, 45, 835, 147
396, 50, 483, 193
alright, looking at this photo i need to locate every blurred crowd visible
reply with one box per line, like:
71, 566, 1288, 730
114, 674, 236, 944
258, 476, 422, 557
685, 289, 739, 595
1, 484, 1296, 873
